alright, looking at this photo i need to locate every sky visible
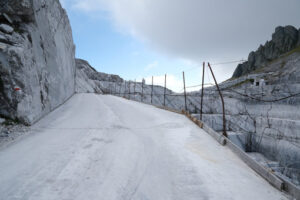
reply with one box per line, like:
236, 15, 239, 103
60, 0, 300, 92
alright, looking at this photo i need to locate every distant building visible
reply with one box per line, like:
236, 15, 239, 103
253, 78, 267, 87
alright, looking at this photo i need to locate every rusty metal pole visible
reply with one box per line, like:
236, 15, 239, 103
183, 72, 187, 111
200, 62, 205, 120
151, 76, 154, 104
207, 62, 227, 137
128, 81, 131, 100
124, 81, 127, 98
141, 79, 144, 102
134, 79, 136, 100
164, 74, 167, 107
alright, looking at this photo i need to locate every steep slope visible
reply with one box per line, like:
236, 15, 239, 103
75, 58, 123, 94
233, 26, 300, 78
0, 0, 75, 125
75, 58, 177, 108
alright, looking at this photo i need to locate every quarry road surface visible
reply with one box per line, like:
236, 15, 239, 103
0, 94, 288, 200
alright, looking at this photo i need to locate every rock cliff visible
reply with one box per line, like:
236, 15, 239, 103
0, 0, 76, 125
75, 58, 123, 94
233, 26, 300, 78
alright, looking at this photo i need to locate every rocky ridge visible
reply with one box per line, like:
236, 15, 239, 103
233, 26, 300, 78
76, 59, 123, 94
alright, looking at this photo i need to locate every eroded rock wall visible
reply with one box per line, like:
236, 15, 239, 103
0, 0, 76, 125
75, 58, 123, 94
233, 26, 300, 78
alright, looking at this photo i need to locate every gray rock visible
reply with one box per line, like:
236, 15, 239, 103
0, 0, 76, 125
272, 26, 298, 53
232, 26, 300, 78
76, 59, 103, 93
2, 13, 13, 24
76, 59, 123, 83
76, 58, 123, 93
0, 118, 5, 124
0, 34, 6, 41
0, 0, 34, 22
0, 24, 13, 34
0, 42, 7, 50
232, 63, 245, 78
297, 28, 300, 47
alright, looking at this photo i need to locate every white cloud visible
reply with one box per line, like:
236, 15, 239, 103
67, 0, 300, 81
144, 61, 158, 71
71, 0, 300, 57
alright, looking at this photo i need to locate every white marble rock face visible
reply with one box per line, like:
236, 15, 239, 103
0, 0, 76, 125
75, 59, 124, 94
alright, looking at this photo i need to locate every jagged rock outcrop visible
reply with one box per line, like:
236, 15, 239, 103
0, 0, 76, 125
75, 58, 175, 105
76, 58, 123, 93
298, 28, 300, 46
233, 26, 300, 78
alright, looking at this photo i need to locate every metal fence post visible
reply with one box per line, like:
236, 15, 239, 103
124, 81, 127, 98
208, 62, 227, 137
200, 62, 205, 120
141, 79, 144, 102
151, 76, 154, 104
134, 79, 136, 100
183, 71, 187, 111
164, 74, 167, 107
128, 81, 131, 100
